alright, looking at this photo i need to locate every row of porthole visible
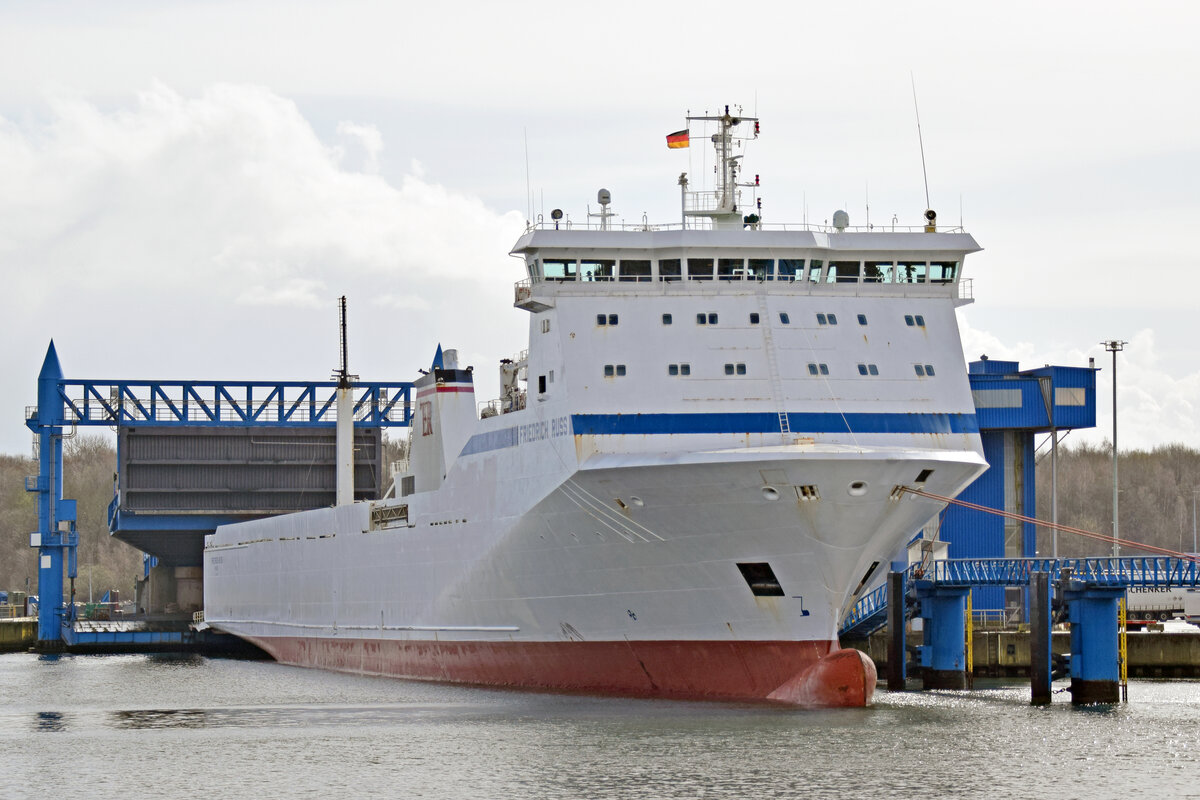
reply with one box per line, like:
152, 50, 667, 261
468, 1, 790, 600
609, 362, 937, 378
761, 481, 868, 500
588, 312, 931, 327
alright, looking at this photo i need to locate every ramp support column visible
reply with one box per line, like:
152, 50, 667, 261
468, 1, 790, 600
1065, 584, 1123, 704
1029, 571, 1052, 705
917, 582, 970, 690
886, 571, 906, 691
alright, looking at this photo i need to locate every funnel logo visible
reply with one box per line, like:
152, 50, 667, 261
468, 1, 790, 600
420, 401, 433, 436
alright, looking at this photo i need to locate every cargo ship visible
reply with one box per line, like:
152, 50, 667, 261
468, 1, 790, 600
203, 107, 987, 706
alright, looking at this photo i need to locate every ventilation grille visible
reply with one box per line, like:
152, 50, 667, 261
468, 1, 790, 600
795, 485, 820, 501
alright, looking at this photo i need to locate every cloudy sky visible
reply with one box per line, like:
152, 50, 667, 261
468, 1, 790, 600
2, 1, 1198, 456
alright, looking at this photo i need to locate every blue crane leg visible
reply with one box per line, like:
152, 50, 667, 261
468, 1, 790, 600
1066, 587, 1122, 704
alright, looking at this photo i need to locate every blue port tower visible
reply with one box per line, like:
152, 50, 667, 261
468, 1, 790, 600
935, 358, 1097, 620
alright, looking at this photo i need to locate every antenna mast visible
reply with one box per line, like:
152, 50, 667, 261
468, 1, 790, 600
911, 73, 931, 211
334, 295, 355, 389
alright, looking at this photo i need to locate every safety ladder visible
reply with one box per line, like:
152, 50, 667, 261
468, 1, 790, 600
757, 294, 790, 437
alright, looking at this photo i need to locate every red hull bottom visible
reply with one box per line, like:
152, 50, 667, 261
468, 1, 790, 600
248, 635, 877, 708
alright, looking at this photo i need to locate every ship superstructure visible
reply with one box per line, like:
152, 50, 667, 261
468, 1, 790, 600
203, 108, 987, 706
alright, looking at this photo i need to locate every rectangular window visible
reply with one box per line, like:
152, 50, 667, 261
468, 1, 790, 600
905, 315, 915, 326
897, 261, 928, 283
596, 314, 607, 326
828, 260, 860, 283
749, 258, 773, 281
779, 312, 790, 324
817, 313, 827, 325
777, 258, 803, 281
707, 312, 718, 325
807, 259, 824, 282
914, 364, 926, 376
696, 313, 707, 325
749, 312, 760, 324
915, 315, 925, 327
808, 363, 819, 376
608, 314, 618, 325
542, 259, 577, 281
717, 258, 745, 280
725, 363, 735, 375
541, 319, 551, 333
581, 260, 615, 281
680, 363, 691, 376
857, 314, 868, 326
687, 258, 714, 281
924, 365, 935, 376
736, 363, 746, 375
668, 364, 679, 376
659, 258, 682, 282
868, 364, 879, 376
538, 375, 547, 393
620, 259, 652, 282
971, 388, 1022, 408
604, 365, 615, 377
827, 313, 838, 325
819, 363, 829, 375
929, 261, 958, 284
616, 364, 626, 376
662, 313, 673, 325
858, 363, 869, 376
864, 261, 892, 283
1055, 387, 1087, 406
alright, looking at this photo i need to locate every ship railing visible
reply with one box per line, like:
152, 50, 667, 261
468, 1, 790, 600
524, 219, 968, 234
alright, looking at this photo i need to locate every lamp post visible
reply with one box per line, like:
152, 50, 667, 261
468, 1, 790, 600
1102, 340, 1126, 558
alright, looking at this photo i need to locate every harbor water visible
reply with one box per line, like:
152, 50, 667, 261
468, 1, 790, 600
1, 652, 1197, 799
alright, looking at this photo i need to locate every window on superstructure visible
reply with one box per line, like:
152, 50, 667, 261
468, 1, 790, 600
897, 261, 928, 283
681, 363, 690, 376
724, 363, 747, 376
596, 313, 618, 326
905, 315, 915, 326
857, 314, 868, 325
817, 312, 838, 325
541, 319, 551, 333
620, 260, 652, 282
924, 365, 935, 376
687, 258, 714, 281
808, 362, 829, 375
718, 258, 745, 280
777, 259, 803, 281
669, 364, 678, 376
817, 313, 827, 325
603, 364, 627, 378
749, 258, 773, 281
542, 259, 577, 282
749, 312, 760, 325
538, 375, 546, 393
915, 315, 925, 327
662, 313, 673, 325
696, 313, 706, 325
581, 260, 615, 282
616, 364, 626, 376
779, 312, 790, 324
828, 261, 861, 283
864, 261, 892, 283
914, 364, 926, 377
658, 259, 682, 282
857, 364, 879, 376
807, 259, 824, 282
929, 262, 958, 284
737, 363, 746, 375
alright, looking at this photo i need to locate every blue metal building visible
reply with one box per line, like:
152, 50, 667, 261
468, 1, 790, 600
935, 357, 1097, 618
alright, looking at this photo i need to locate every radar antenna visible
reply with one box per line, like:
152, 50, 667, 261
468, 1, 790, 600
679, 104, 760, 230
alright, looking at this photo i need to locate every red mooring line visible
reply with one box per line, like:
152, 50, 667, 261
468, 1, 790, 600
901, 486, 1200, 563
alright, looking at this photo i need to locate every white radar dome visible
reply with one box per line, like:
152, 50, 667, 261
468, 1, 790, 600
832, 210, 850, 231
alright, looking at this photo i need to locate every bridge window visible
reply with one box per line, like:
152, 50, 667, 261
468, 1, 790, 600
777, 259, 803, 281
581, 260, 615, 282
897, 261, 927, 283
929, 261, 958, 284
620, 259, 652, 282
749, 258, 773, 280
687, 258, 714, 281
807, 259, 824, 282
864, 261, 892, 283
828, 261, 860, 283
659, 259, 682, 282
717, 258, 746, 280
542, 259, 577, 281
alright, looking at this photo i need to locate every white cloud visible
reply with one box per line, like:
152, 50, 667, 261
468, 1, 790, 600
0, 83, 528, 454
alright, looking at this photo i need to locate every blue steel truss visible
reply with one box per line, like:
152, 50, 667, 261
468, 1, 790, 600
839, 557, 1200, 639
34, 379, 413, 429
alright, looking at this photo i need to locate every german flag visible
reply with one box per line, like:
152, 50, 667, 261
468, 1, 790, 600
666, 129, 689, 149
